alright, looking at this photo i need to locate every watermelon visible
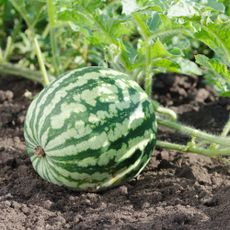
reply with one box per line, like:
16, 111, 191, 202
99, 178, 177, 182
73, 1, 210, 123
24, 67, 157, 191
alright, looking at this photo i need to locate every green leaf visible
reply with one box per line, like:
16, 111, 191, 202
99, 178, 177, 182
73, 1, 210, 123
220, 0, 230, 15
147, 12, 162, 32
150, 39, 172, 59
120, 40, 137, 66
177, 58, 202, 76
9, 0, 46, 28
152, 58, 180, 73
205, 0, 225, 12
194, 20, 230, 65
57, 1, 133, 45
221, 91, 230, 97
196, 54, 230, 96
136, 0, 168, 12
137, 38, 201, 75
167, 1, 198, 18
121, 0, 138, 15
193, 0, 225, 12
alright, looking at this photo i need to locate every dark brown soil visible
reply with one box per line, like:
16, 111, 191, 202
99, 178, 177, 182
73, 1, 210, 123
0, 74, 230, 230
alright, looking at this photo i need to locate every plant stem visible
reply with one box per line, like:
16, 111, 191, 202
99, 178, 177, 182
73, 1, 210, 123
33, 36, 49, 86
3, 36, 13, 62
9, 0, 50, 86
0, 48, 3, 63
152, 101, 177, 120
47, 0, 61, 75
132, 13, 150, 39
132, 13, 153, 97
82, 38, 88, 63
156, 107, 178, 120
221, 115, 230, 137
145, 52, 152, 97
156, 140, 230, 156
211, 115, 230, 150
0, 63, 43, 83
157, 116, 230, 147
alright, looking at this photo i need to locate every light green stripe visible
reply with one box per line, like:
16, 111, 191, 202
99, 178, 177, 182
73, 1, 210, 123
24, 100, 38, 144
36, 68, 128, 145
43, 90, 148, 152
37, 73, 101, 143
31, 69, 78, 143
100, 155, 143, 189
24, 130, 37, 148
44, 101, 152, 156
45, 159, 63, 185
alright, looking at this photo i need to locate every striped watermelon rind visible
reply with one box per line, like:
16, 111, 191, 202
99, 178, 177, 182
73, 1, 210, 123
24, 67, 157, 191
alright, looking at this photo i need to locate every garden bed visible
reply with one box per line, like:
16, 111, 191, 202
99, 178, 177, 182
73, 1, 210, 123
0, 74, 229, 230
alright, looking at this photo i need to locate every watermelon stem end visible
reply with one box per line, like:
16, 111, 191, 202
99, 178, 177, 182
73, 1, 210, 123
35, 146, 45, 157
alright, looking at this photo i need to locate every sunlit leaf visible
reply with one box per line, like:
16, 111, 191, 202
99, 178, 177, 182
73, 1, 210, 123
177, 58, 202, 75
121, 0, 138, 15
196, 54, 230, 96
167, 1, 198, 18
9, 0, 46, 28
147, 11, 162, 32
194, 20, 230, 65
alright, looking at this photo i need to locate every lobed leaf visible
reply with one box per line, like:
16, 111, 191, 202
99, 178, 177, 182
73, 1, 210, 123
196, 54, 230, 96
194, 20, 230, 65
9, 0, 46, 29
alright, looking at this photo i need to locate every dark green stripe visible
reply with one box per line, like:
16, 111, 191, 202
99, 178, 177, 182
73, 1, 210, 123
32, 70, 86, 141
44, 86, 149, 152
34, 67, 127, 140
25, 145, 34, 157
40, 161, 49, 182
45, 96, 137, 151
52, 108, 155, 162
33, 158, 40, 171
48, 161, 81, 184
102, 140, 155, 188
48, 139, 155, 190
47, 100, 155, 155
29, 68, 100, 142
46, 162, 65, 185
24, 117, 40, 147
47, 160, 111, 187
27, 67, 128, 146
38, 73, 129, 145
44, 162, 52, 183
47, 114, 156, 176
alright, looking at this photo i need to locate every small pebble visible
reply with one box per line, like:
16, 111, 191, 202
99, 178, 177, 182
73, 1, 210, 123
3, 201, 11, 207
74, 214, 83, 223
21, 205, 30, 215
18, 115, 25, 124
83, 199, 91, 206
195, 88, 209, 103
10, 201, 21, 209
69, 195, 76, 202
0, 90, 14, 102
43, 200, 53, 209
141, 202, 150, 209
100, 202, 107, 209
5, 90, 14, 101
118, 185, 128, 195
86, 193, 98, 201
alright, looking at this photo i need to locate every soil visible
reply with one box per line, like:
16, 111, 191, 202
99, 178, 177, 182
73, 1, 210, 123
0, 74, 230, 230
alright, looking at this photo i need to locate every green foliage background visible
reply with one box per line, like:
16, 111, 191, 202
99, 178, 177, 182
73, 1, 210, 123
0, 0, 230, 96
